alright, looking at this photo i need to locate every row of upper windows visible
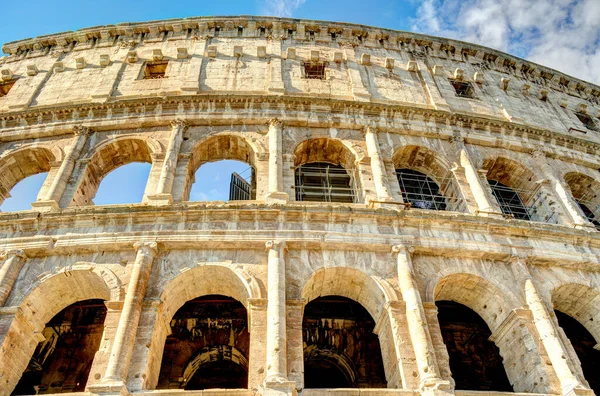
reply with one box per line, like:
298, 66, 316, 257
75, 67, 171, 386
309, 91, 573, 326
1, 137, 598, 232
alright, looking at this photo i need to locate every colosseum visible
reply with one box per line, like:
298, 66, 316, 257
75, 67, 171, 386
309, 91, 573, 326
0, 14, 599, 396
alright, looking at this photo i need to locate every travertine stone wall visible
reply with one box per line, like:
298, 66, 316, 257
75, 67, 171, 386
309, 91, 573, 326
0, 15, 600, 396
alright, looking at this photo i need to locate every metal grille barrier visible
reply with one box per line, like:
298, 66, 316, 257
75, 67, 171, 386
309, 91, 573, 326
396, 169, 467, 213
295, 163, 356, 203
488, 180, 558, 223
574, 198, 600, 230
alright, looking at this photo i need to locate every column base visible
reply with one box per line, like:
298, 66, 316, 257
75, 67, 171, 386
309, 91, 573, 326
30, 200, 60, 212
420, 379, 454, 396
265, 192, 289, 204
263, 379, 298, 396
87, 379, 129, 396
146, 193, 173, 206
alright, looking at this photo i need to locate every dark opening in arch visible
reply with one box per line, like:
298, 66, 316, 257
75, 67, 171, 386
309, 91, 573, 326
488, 179, 530, 220
302, 296, 386, 388
157, 295, 249, 390
436, 300, 513, 391
576, 201, 600, 230
12, 299, 107, 395
555, 310, 600, 394
396, 168, 446, 210
295, 162, 355, 203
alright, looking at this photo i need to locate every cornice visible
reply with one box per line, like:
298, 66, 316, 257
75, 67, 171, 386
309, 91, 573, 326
1, 93, 598, 160
2, 16, 599, 97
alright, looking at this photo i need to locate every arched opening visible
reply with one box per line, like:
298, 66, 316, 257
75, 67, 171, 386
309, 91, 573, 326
156, 295, 249, 390
293, 138, 358, 203
94, 162, 151, 205
564, 172, 600, 230
392, 145, 465, 212
303, 296, 386, 388
0, 147, 55, 211
436, 300, 512, 391
555, 310, 600, 394
12, 299, 107, 395
71, 139, 154, 206
1, 172, 48, 212
186, 135, 256, 202
484, 157, 556, 223
189, 160, 254, 201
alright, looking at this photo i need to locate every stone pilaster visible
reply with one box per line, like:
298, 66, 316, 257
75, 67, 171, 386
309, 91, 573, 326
147, 119, 187, 205
286, 298, 305, 391
264, 240, 296, 395
531, 150, 593, 229
392, 245, 449, 391
458, 146, 503, 217
266, 119, 289, 203
0, 250, 26, 307
31, 125, 90, 212
248, 298, 268, 391
364, 126, 394, 203
89, 241, 157, 395
512, 257, 592, 396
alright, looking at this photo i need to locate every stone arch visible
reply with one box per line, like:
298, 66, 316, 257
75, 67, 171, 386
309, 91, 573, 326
482, 156, 537, 202
301, 267, 395, 321
182, 345, 249, 388
563, 172, 600, 225
0, 270, 111, 393
301, 267, 396, 388
293, 138, 361, 203
0, 146, 55, 206
185, 133, 259, 201
392, 145, 464, 211
550, 282, 600, 344
432, 272, 515, 331
143, 263, 260, 390
71, 137, 157, 206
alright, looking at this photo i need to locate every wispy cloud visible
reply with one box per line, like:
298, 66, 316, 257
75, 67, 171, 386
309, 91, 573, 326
411, 0, 600, 84
259, 0, 306, 17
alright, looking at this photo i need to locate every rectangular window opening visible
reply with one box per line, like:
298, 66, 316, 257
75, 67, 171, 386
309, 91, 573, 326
449, 79, 476, 99
575, 112, 599, 132
303, 62, 326, 80
0, 79, 16, 97
143, 61, 168, 79
238, 26, 244, 37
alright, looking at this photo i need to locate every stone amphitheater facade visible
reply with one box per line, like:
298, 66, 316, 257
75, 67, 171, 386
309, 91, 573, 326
1, 15, 600, 396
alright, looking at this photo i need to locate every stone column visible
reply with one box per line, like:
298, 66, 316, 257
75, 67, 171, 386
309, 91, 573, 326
286, 299, 305, 391
458, 146, 503, 217
148, 120, 187, 205
264, 240, 296, 395
392, 245, 448, 390
248, 298, 268, 391
364, 126, 394, 203
31, 125, 90, 212
91, 241, 157, 393
531, 150, 592, 229
0, 250, 26, 306
266, 119, 289, 203
512, 257, 591, 396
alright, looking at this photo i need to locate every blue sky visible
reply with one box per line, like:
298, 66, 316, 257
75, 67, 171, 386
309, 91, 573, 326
1, 0, 598, 211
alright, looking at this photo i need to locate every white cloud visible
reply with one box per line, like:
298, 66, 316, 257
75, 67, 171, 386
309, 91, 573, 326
260, 0, 306, 17
412, 0, 600, 84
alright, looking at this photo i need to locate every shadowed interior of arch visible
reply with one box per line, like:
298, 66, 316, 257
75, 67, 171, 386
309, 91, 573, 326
436, 300, 513, 392
94, 162, 151, 205
302, 296, 386, 389
295, 162, 355, 203
157, 295, 249, 390
189, 160, 254, 201
12, 299, 107, 395
555, 310, 600, 395
0, 172, 48, 212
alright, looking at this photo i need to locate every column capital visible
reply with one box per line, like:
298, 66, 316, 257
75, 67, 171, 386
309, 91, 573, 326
73, 125, 92, 136
362, 125, 378, 135
0, 249, 26, 260
265, 240, 287, 252
133, 241, 158, 256
170, 118, 188, 129
531, 149, 546, 159
450, 133, 464, 144
391, 244, 414, 255
268, 118, 283, 128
